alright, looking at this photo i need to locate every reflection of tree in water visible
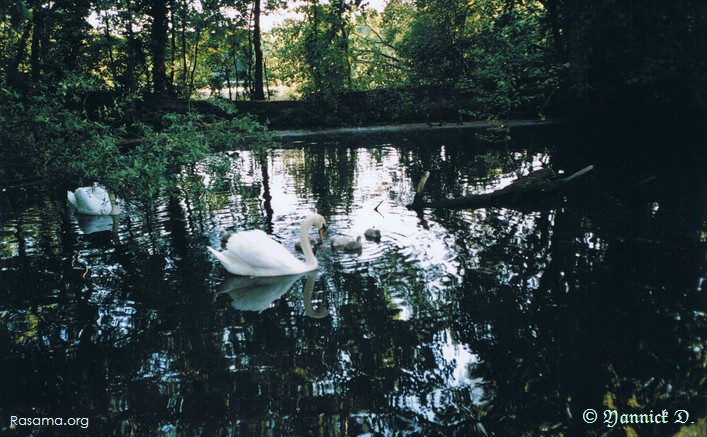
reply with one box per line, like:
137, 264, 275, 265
284, 145, 358, 216
439, 191, 706, 435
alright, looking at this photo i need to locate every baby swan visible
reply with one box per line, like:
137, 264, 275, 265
364, 228, 381, 241
331, 236, 363, 253
220, 230, 234, 248
342, 236, 363, 253
331, 236, 355, 249
295, 238, 322, 253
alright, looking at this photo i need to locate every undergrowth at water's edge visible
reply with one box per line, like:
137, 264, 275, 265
0, 78, 273, 205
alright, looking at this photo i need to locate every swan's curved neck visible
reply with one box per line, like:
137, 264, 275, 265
108, 192, 121, 215
299, 217, 318, 267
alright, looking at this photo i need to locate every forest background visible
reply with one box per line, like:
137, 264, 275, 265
1, 0, 705, 200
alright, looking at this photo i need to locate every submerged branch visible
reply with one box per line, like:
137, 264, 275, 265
408, 165, 594, 210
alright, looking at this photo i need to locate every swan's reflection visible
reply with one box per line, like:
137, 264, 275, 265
216, 271, 329, 318
75, 213, 120, 235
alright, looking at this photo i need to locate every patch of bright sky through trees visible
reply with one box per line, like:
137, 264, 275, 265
89, 1, 387, 32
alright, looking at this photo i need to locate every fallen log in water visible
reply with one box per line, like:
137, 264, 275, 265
407, 165, 594, 210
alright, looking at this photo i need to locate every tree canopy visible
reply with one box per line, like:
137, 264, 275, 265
1, 0, 702, 106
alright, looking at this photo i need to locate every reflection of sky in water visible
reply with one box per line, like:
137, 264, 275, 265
395, 329, 486, 425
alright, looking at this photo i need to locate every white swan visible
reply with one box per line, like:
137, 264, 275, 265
67, 186, 121, 215
208, 214, 326, 276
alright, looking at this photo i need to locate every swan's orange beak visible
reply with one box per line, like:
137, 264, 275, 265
318, 226, 325, 241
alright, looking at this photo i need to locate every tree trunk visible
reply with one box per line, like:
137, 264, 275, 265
181, 0, 188, 95
263, 56, 270, 97
103, 18, 118, 84
169, 0, 177, 87
225, 60, 232, 100
149, 0, 170, 95
30, 2, 44, 82
252, 0, 266, 100
124, 0, 137, 92
8, 25, 31, 84
334, 0, 352, 90
308, 1, 322, 93
188, 29, 201, 97
540, 0, 565, 58
408, 166, 594, 210
231, 50, 239, 101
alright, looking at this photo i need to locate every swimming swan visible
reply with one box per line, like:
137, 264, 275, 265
364, 228, 381, 241
342, 236, 363, 252
330, 235, 355, 248
67, 186, 121, 215
208, 214, 326, 276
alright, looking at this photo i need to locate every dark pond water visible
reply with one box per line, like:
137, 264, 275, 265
1, 122, 705, 436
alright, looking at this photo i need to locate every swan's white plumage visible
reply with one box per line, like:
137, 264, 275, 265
208, 214, 325, 276
67, 186, 120, 215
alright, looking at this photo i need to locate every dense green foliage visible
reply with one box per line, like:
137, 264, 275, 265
0, 77, 273, 202
1, 0, 705, 192
272, 2, 353, 99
